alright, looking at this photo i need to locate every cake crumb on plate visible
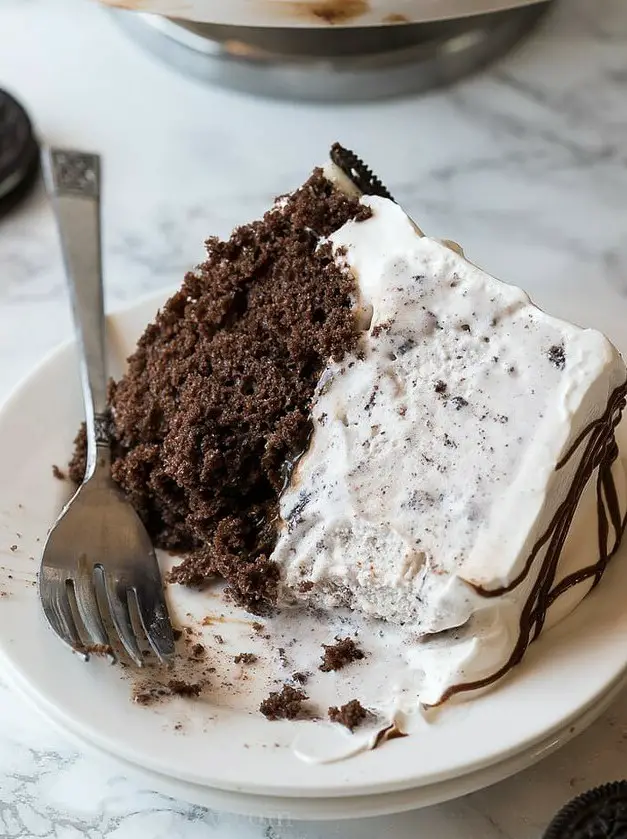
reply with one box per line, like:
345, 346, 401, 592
320, 637, 365, 672
328, 699, 370, 731
260, 685, 308, 720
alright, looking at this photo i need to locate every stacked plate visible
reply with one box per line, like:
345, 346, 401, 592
0, 290, 626, 820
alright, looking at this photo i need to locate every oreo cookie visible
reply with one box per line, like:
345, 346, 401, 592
329, 142, 395, 202
544, 781, 627, 838
0, 88, 39, 217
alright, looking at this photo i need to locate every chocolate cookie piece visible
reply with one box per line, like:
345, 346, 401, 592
544, 781, 627, 839
0, 89, 38, 216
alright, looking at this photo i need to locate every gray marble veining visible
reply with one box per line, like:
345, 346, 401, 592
1, 0, 627, 835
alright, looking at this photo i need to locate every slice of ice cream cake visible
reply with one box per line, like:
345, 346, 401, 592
273, 148, 627, 704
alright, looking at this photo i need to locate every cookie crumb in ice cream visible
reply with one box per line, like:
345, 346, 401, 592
547, 344, 566, 370
319, 637, 365, 672
292, 671, 309, 685
328, 699, 370, 731
52, 465, 66, 480
260, 684, 308, 720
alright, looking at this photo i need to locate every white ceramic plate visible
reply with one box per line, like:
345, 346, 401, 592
1, 288, 627, 816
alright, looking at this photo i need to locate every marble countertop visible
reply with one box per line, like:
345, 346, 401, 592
2, 0, 627, 835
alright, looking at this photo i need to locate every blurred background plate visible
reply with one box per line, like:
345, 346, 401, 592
99, 0, 549, 28
108, 0, 554, 100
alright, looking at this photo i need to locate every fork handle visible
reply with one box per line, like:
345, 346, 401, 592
43, 148, 109, 480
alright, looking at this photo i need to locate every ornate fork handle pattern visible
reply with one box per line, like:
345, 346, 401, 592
46, 149, 100, 197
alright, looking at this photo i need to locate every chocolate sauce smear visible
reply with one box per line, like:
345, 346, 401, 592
436, 380, 627, 705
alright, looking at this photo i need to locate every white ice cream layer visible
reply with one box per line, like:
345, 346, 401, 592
271, 194, 627, 705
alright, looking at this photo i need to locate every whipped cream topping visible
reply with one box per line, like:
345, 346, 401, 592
271, 192, 627, 706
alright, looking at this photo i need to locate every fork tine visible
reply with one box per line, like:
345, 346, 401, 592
39, 573, 85, 656
132, 586, 176, 665
101, 570, 143, 667
72, 569, 112, 655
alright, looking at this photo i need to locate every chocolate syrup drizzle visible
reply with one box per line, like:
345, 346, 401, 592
436, 380, 627, 705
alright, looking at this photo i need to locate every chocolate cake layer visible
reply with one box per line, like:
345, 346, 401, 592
69, 171, 370, 612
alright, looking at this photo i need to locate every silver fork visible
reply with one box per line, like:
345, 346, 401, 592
39, 148, 175, 667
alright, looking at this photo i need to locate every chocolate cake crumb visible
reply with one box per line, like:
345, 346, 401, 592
133, 684, 170, 705
191, 643, 206, 658
298, 580, 314, 593
260, 684, 308, 720
69, 172, 367, 615
52, 465, 66, 480
319, 637, 365, 672
328, 699, 369, 731
548, 344, 566, 370
252, 621, 264, 633
434, 380, 447, 394
234, 652, 257, 664
167, 679, 202, 698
